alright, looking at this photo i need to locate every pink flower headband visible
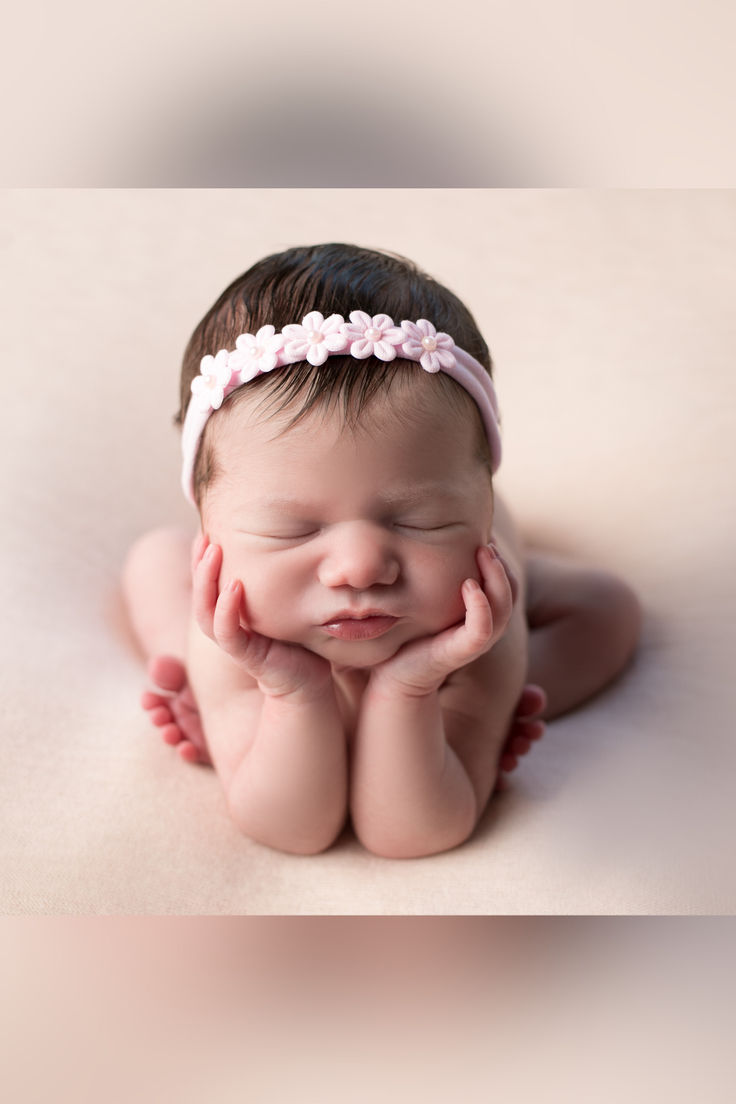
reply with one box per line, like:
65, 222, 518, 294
181, 310, 502, 503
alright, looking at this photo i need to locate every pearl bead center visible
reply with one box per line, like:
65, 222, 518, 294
421, 336, 437, 351
365, 327, 382, 342
308, 330, 324, 344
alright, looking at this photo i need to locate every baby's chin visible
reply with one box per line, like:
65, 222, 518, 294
270, 610, 464, 670
303, 618, 455, 671
307, 623, 432, 670
310, 636, 405, 671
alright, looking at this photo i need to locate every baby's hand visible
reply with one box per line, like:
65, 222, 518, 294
370, 544, 514, 697
193, 536, 333, 702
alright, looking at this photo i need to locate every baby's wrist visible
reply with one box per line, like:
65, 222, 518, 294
367, 667, 441, 702
260, 674, 336, 709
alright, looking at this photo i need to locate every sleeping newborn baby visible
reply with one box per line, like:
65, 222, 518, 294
123, 242, 641, 856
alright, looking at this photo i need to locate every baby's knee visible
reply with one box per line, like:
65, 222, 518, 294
587, 573, 642, 669
122, 526, 193, 590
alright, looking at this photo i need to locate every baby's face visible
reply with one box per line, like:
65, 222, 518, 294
201, 381, 494, 670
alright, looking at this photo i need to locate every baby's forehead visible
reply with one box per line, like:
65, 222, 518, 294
200, 369, 491, 521
214, 366, 477, 444
202, 386, 493, 525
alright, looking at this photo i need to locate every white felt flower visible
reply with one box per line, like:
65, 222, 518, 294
399, 319, 456, 373
341, 311, 405, 361
281, 311, 348, 367
228, 325, 285, 382
190, 349, 233, 411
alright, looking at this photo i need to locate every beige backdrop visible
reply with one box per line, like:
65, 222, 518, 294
2, 188, 735, 913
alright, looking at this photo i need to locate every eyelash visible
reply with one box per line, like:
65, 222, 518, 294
264, 531, 319, 542
258, 521, 455, 542
397, 518, 457, 530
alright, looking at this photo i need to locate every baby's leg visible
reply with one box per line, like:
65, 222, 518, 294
122, 527, 209, 763
122, 526, 195, 659
525, 552, 641, 719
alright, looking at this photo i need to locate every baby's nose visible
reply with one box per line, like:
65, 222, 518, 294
318, 523, 400, 590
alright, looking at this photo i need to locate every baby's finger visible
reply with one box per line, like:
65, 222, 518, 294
460, 578, 494, 652
190, 531, 209, 576
212, 579, 263, 670
212, 578, 245, 649
192, 542, 222, 638
477, 545, 514, 640
431, 578, 494, 675
488, 542, 519, 606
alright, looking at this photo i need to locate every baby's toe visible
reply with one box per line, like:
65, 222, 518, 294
141, 690, 166, 711
510, 735, 531, 757
161, 723, 183, 746
500, 751, 518, 772
526, 720, 545, 741
150, 705, 174, 727
517, 684, 547, 718
178, 740, 203, 764
147, 655, 188, 694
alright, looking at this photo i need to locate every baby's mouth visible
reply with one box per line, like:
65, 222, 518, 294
320, 613, 399, 641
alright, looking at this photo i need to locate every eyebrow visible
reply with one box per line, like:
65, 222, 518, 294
255, 483, 465, 514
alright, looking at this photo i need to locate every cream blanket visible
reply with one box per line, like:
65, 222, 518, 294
2, 189, 734, 913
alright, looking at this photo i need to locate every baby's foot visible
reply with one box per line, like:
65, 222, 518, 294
495, 684, 547, 791
141, 655, 211, 765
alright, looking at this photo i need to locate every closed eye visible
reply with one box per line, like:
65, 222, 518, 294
395, 521, 458, 533
262, 530, 319, 541
237, 528, 320, 543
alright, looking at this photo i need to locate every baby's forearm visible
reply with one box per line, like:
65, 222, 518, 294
350, 682, 477, 859
225, 687, 348, 855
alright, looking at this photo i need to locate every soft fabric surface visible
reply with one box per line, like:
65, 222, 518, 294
2, 188, 734, 914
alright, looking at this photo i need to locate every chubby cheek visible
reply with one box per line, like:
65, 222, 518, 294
422, 576, 468, 632
413, 549, 478, 632
214, 549, 291, 636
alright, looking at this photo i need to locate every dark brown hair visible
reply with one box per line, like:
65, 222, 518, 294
178, 243, 494, 506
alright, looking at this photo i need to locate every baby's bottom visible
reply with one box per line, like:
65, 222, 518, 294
122, 527, 640, 761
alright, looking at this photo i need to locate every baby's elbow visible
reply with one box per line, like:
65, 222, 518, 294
360, 830, 472, 860
357, 807, 477, 860
275, 832, 341, 856
228, 803, 345, 856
